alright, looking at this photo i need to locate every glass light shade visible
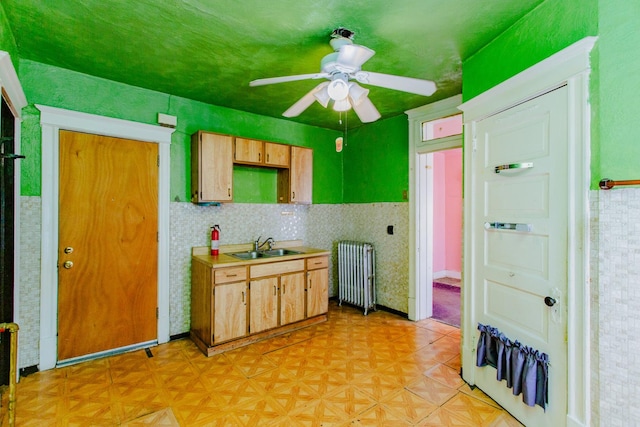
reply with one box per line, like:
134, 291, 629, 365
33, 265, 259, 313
333, 98, 352, 112
327, 79, 349, 101
314, 86, 330, 108
348, 83, 369, 106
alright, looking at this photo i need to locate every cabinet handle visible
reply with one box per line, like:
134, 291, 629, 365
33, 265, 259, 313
228, 188, 231, 197
273, 285, 277, 296
267, 154, 270, 162
258, 153, 261, 162
242, 291, 245, 303
226, 273, 237, 278
282, 284, 286, 294
292, 191, 295, 200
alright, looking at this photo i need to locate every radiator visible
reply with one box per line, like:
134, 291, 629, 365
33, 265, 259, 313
338, 241, 376, 315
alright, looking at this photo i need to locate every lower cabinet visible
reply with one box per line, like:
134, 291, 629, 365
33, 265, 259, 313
249, 277, 279, 334
214, 281, 248, 343
191, 254, 328, 357
306, 256, 329, 317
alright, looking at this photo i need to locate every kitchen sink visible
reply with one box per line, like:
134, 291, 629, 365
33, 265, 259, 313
260, 249, 302, 257
229, 249, 302, 259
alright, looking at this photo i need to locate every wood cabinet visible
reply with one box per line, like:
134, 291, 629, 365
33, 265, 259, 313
191, 131, 233, 203
289, 146, 313, 204
265, 142, 290, 167
191, 250, 329, 357
234, 138, 263, 165
280, 272, 305, 325
249, 277, 278, 334
191, 262, 247, 347
214, 280, 248, 343
192, 131, 311, 205
306, 256, 329, 317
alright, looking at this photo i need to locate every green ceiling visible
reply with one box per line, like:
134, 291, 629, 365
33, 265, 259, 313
4, 0, 545, 130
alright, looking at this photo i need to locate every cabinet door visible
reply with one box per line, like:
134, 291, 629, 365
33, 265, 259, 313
191, 132, 233, 202
307, 268, 328, 317
249, 277, 278, 334
234, 138, 263, 164
280, 272, 305, 325
265, 142, 290, 167
213, 281, 247, 343
290, 146, 312, 204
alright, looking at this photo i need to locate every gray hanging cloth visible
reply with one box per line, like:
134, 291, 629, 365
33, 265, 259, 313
476, 323, 550, 410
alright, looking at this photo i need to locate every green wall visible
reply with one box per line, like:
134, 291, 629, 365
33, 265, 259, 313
463, 0, 597, 101
17, 59, 344, 203
343, 115, 409, 203
597, 0, 640, 185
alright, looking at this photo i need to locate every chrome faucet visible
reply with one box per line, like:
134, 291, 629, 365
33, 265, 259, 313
254, 236, 274, 251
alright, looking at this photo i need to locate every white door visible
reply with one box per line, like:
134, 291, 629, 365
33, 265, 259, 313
467, 86, 568, 426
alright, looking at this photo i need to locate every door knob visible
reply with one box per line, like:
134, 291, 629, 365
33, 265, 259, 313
544, 296, 556, 307
63, 261, 74, 269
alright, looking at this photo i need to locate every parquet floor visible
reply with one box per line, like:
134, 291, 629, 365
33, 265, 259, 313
1, 300, 522, 426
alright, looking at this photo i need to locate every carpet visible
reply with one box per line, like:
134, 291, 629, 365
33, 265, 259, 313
432, 281, 461, 327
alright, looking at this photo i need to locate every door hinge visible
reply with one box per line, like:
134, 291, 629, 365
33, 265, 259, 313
157, 232, 159, 242
156, 307, 159, 319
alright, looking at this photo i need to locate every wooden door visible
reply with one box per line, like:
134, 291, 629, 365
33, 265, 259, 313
214, 281, 247, 343
467, 86, 568, 425
249, 277, 278, 333
280, 272, 305, 325
290, 146, 312, 204
306, 268, 328, 317
58, 130, 158, 361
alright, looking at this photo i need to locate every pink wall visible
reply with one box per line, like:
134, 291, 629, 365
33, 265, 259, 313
433, 148, 462, 275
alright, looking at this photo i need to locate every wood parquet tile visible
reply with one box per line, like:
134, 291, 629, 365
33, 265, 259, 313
1, 300, 523, 426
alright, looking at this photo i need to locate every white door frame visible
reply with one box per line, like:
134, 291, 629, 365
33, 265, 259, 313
407, 95, 462, 321
37, 105, 174, 370
459, 37, 596, 427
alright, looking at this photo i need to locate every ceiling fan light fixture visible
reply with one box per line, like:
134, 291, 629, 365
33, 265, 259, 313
332, 98, 351, 112
327, 77, 349, 101
348, 83, 369, 106
314, 86, 331, 108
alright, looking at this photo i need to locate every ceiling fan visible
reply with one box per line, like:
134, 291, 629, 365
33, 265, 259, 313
249, 28, 437, 123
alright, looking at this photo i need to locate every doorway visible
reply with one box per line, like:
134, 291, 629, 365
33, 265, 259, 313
0, 97, 17, 384
430, 148, 462, 327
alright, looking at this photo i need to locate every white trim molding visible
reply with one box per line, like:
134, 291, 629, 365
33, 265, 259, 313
458, 37, 595, 427
37, 105, 174, 370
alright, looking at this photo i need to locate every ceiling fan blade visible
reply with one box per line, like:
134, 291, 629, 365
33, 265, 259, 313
337, 44, 375, 71
355, 71, 436, 96
250, 73, 329, 87
351, 95, 381, 123
283, 82, 330, 117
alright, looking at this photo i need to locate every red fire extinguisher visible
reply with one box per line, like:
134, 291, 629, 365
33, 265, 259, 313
210, 225, 221, 256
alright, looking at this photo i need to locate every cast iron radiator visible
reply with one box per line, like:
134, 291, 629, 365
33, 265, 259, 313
338, 241, 376, 315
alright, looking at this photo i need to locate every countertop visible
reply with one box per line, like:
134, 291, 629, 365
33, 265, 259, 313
191, 240, 330, 269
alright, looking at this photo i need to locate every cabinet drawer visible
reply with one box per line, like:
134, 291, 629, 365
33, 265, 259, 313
250, 259, 304, 278
307, 256, 328, 270
214, 267, 247, 284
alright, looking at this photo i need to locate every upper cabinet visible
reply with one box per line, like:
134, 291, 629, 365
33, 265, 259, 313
192, 131, 311, 204
234, 138, 263, 165
289, 146, 313, 204
191, 131, 233, 203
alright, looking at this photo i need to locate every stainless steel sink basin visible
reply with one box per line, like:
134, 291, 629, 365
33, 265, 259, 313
229, 249, 302, 259
229, 251, 264, 260
261, 249, 302, 257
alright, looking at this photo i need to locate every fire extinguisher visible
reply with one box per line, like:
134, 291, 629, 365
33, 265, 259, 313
210, 225, 221, 256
